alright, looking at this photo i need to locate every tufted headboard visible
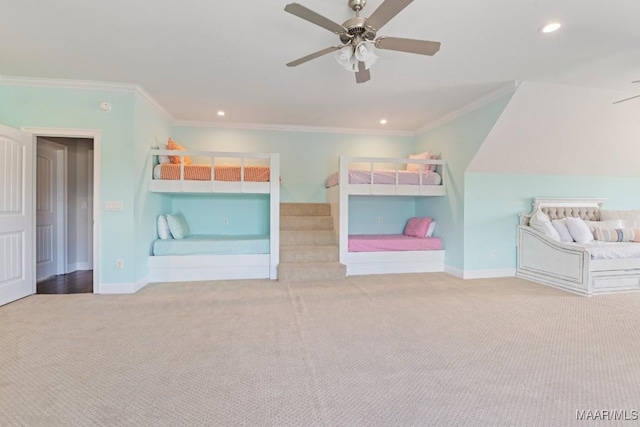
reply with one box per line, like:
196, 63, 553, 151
519, 198, 606, 225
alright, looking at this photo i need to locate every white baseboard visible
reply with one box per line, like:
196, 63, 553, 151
67, 262, 91, 273
99, 276, 149, 294
445, 266, 516, 279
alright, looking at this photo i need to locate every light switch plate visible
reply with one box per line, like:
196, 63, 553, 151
105, 201, 123, 211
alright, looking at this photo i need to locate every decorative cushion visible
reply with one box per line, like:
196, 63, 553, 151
166, 213, 191, 240
529, 210, 561, 241
158, 144, 171, 164
404, 217, 432, 238
167, 138, 192, 165
551, 219, 573, 242
583, 219, 625, 234
565, 217, 594, 244
594, 228, 640, 242
425, 221, 436, 237
598, 209, 640, 227
157, 215, 172, 240
406, 151, 431, 172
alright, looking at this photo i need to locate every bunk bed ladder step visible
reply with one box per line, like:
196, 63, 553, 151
278, 203, 346, 282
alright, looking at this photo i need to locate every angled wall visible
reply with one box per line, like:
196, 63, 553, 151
465, 81, 640, 273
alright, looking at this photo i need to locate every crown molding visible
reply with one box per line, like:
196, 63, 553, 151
415, 81, 521, 135
0, 75, 174, 122
173, 120, 415, 137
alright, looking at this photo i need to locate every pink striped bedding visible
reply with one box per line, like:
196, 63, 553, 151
348, 234, 443, 252
326, 169, 441, 188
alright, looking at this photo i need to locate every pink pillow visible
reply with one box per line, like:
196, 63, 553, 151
407, 152, 431, 172
403, 217, 433, 238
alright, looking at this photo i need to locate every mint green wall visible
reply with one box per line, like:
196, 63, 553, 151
133, 97, 172, 279
465, 173, 640, 271
412, 95, 513, 270
171, 127, 414, 202
0, 85, 137, 284
348, 196, 416, 235
169, 194, 270, 235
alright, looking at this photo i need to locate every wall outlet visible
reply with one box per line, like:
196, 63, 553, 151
115, 259, 124, 269
223, 218, 229, 225
491, 251, 497, 259
378, 217, 383, 223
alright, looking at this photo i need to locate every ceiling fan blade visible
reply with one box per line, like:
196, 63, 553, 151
287, 46, 342, 67
285, 3, 347, 35
375, 37, 441, 56
355, 61, 371, 83
613, 94, 640, 104
365, 0, 413, 32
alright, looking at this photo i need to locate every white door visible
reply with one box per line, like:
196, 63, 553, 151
36, 143, 59, 281
0, 125, 34, 306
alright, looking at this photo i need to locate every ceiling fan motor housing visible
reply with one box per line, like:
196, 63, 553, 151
341, 16, 376, 44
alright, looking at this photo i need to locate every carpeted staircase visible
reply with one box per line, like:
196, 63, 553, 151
278, 203, 346, 282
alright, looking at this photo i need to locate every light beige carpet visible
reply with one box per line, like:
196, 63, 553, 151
2, 274, 640, 426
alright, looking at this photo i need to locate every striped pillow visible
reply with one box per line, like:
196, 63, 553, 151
593, 228, 640, 242
403, 217, 432, 238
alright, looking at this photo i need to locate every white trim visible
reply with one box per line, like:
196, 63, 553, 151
1, 75, 173, 123
23, 127, 101, 295
416, 81, 520, 135
444, 265, 464, 278
346, 251, 444, 276
173, 120, 415, 136
462, 269, 516, 279
149, 254, 271, 282
99, 276, 148, 295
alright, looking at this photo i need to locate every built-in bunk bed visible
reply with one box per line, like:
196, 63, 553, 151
326, 155, 445, 275
148, 146, 280, 282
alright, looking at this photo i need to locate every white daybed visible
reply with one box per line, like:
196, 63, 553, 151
147, 149, 280, 282
517, 198, 640, 295
326, 156, 446, 276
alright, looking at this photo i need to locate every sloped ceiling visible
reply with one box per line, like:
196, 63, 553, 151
1, 0, 639, 132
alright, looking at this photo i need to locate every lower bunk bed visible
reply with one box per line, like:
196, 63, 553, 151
346, 234, 444, 276
148, 234, 272, 282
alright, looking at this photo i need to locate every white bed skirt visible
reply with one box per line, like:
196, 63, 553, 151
346, 250, 445, 276
148, 254, 272, 282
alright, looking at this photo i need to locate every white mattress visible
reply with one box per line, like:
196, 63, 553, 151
577, 241, 640, 260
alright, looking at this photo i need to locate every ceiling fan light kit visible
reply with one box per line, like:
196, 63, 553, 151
285, 0, 441, 83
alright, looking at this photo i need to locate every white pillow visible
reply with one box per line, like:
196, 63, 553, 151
600, 210, 640, 228
565, 217, 594, 244
158, 144, 171, 164
157, 215, 172, 240
551, 219, 573, 243
584, 219, 625, 233
425, 221, 436, 237
529, 210, 561, 241
166, 213, 191, 240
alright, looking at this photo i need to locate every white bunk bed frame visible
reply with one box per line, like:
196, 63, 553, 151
147, 149, 280, 282
517, 198, 640, 295
326, 156, 446, 276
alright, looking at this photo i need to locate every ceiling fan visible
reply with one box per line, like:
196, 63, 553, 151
614, 81, 640, 104
284, 0, 441, 83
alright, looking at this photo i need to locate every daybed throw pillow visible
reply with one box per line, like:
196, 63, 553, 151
600, 210, 640, 228
551, 219, 573, 243
157, 215, 172, 240
166, 213, 191, 240
167, 138, 192, 165
583, 219, 625, 234
529, 210, 561, 241
565, 217, 594, 244
594, 228, 640, 242
404, 217, 432, 238
406, 152, 431, 172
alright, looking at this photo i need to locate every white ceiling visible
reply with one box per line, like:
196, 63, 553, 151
1, 0, 639, 132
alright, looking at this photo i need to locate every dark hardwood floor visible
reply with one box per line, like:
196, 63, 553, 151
37, 270, 93, 294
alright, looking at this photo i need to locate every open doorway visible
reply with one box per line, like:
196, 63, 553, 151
35, 136, 94, 294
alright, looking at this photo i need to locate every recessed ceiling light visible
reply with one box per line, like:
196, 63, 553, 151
379, 119, 387, 125
539, 22, 561, 34
217, 111, 226, 117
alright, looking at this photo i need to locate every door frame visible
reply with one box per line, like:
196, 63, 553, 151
36, 138, 68, 279
23, 127, 101, 294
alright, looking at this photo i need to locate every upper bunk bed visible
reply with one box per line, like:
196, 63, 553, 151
149, 148, 280, 195
325, 155, 446, 197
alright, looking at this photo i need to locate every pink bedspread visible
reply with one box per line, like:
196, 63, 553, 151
348, 234, 443, 252
326, 169, 441, 188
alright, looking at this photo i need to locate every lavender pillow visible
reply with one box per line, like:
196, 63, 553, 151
404, 217, 433, 238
